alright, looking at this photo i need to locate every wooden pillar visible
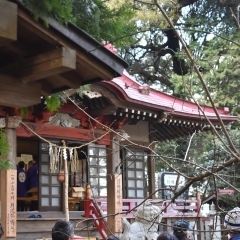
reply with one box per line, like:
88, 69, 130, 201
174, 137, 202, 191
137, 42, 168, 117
106, 133, 122, 234
0, 117, 20, 240
147, 154, 156, 198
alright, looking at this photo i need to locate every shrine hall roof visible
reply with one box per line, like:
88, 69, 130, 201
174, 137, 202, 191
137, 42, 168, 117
88, 68, 238, 141
0, 1, 128, 108
99, 70, 238, 123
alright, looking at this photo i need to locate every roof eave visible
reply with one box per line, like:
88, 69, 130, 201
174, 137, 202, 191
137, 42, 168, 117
100, 81, 239, 123
13, 0, 128, 77
48, 19, 128, 76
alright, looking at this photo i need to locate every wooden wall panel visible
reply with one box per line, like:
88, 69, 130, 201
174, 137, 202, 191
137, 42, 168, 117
122, 121, 149, 143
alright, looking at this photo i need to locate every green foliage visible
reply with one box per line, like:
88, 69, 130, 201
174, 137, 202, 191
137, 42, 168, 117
219, 192, 240, 210
22, 0, 74, 24
155, 139, 186, 172
20, 107, 29, 117
0, 129, 10, 170
169, 30, 240, 127
119, 0, 240, 117
45, 94, 62, 112
21, 0, 136, 48
155, 130, 240, 196
72, 0, 137, 47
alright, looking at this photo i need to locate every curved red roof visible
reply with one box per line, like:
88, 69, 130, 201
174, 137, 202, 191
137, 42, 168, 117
101, 70, 238, 123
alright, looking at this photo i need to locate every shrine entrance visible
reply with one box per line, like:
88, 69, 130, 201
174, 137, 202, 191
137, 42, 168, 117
16, 139, 89, 212
16, 138, 150, 212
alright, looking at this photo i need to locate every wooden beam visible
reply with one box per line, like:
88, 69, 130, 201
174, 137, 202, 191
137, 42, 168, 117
60, 72, 82, 89
17, 9, 119, 80
5, 41, 36, 58
0, 47, 76, 83
17, 122, 111, 145
0, 0, 17, 46
44, 72, 81, 92
0, 74, 41, 108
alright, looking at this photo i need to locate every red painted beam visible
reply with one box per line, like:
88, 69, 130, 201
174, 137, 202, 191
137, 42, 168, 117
17, 122, 111, 145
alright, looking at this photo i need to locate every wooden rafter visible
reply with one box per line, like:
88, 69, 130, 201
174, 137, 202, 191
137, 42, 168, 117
0, 47, 76, 83
160, 124, 179, 139
170, 125, 188, 138
17, 8, 123, 81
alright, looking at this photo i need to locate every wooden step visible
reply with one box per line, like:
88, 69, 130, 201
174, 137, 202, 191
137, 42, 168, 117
16, 212, 100, 240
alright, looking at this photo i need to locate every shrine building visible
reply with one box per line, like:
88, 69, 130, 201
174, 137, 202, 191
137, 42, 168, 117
0, 1, 238, 239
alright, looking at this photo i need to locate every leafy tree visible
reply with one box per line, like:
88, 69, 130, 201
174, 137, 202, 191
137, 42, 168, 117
113, 0, 240, 199
19, 0, 240, 201
73, 0, 137, 47
20, 0, 240, 118
155, 130, 240, 197
117, 0, 240, 102
22, 0, 74, 24
21, 0, 137, 48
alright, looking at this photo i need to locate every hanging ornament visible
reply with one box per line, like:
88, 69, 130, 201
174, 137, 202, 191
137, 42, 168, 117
69, 147, 73, 160
73, 148, 78, 173
63, 147, 68, 161
57, 169, 65, 182
49, 144, 54, 173
59, 147, 63, 171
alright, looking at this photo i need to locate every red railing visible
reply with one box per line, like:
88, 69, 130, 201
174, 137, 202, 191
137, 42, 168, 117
91, 199, 202, 217
84, 198, 202, 239
84, 198, 108, 240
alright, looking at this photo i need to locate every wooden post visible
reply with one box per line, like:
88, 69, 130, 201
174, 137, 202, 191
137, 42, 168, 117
197, 217, 204, 240
195, 189, 204, 240
0, 117, 19, 240
84, 198, 91, 218
147, 153, 156, 198
196, 189, 201, 213
84, 185, 92, 217
106, 133, 122, 234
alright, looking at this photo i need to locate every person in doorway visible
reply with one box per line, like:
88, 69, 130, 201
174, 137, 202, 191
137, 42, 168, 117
27, 158, 38, 190
172, 220, 191, 240
28, 160, 33, 170
17, 161, 27, 211
27, 157, 39, 210
52, 220, 74, 240
224, 207, 240, 240
157, 232, 178, 240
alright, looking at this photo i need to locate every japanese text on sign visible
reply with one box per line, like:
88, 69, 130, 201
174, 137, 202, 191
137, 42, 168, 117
6, 170, 16, 237
163, 174, 185, 186
115, 174, 122, 232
